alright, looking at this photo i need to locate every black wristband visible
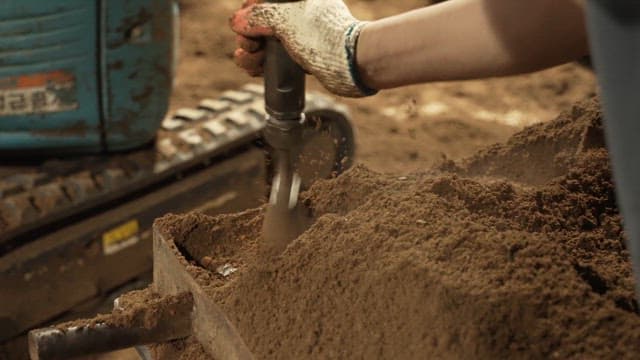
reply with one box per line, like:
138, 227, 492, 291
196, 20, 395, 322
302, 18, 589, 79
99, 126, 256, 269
345, 22, 378, 97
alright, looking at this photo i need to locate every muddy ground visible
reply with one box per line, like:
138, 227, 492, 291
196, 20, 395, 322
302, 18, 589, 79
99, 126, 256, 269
95, 0, 602, 359
152, 98, 640, 359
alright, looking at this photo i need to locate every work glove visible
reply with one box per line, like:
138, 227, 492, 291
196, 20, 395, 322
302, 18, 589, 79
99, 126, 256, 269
230, 0, 378, 97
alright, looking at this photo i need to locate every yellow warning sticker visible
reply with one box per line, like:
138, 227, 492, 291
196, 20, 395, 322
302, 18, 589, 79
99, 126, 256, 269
102, 219, 140, 256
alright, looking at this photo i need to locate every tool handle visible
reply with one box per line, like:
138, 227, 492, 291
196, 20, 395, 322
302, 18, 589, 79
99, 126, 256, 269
264, 0, 305, 121
28, 323, 186, 360
28, 294, 192, 360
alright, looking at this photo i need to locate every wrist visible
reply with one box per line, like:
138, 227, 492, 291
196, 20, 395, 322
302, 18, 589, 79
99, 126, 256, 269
353, 22, 380, 93
345, 22, 378, 96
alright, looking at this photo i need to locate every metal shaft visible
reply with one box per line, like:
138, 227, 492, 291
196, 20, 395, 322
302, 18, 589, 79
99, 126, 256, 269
28, 294, 192, 360
264, 36, 305, 120
261, 0, 308, 262
29, 321, 189, 360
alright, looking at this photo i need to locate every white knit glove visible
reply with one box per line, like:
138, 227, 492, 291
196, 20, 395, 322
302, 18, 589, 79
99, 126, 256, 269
231, 0, 377, 97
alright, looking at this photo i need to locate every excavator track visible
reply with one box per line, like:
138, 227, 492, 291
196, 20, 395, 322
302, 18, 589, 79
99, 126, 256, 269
0, 84, 352, 255
0, 84, 354, 345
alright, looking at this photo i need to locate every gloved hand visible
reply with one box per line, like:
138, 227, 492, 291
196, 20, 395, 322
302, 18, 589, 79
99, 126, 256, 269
230, 0, 377, 97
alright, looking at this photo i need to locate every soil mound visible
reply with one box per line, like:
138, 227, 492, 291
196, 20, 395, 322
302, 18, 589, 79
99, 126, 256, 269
453, 98, 605, 185
159, 99, 640, 359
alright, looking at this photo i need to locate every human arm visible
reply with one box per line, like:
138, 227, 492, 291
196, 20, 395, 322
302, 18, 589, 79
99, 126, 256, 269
357, 0, 589, 89
230, 0, 589, 97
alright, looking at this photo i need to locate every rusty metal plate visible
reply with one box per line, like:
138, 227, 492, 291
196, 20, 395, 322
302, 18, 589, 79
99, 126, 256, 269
153, 225, 254, 360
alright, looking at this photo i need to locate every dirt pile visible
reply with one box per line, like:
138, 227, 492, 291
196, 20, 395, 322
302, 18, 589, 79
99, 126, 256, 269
453, 99, 606, 185
158, 98, 640, 359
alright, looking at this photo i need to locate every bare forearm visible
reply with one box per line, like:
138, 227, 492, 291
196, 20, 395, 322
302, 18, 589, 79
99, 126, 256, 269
357, 0, 589, 90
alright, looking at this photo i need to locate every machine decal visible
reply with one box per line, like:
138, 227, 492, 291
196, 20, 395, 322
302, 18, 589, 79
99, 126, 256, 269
102, 219, 140, 255
0, 70, 78, 116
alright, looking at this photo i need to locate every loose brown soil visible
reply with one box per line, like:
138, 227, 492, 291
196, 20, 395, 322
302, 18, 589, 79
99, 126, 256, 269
99, 0, 604, 359
151, 98, 640, 359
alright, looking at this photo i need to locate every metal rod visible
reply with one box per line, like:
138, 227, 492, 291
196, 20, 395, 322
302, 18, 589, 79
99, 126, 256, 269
263, 0, 305, 120
28, 294, 192, 360
29, 322, 186, 360
261, 0, 308, 261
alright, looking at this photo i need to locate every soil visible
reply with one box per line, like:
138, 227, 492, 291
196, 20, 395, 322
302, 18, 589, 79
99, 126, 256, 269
98, 0, 603, 358
150, 98, 640, 359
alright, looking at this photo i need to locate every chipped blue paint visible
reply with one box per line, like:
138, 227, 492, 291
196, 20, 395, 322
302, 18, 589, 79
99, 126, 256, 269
0, 0, 175, 153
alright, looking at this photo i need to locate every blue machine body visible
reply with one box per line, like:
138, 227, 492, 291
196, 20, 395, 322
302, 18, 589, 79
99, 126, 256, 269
0, 0, 175, 153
